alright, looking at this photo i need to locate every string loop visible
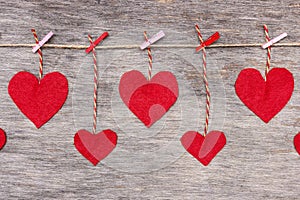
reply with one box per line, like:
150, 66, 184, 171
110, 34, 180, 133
143, 31, 153, 80
87, 35, 98, 135
264, 24, 271, 77
195, 24, 210, 137
31, 29, 43, 80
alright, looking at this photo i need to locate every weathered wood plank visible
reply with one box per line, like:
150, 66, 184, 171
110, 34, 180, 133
0, 0, 299, 199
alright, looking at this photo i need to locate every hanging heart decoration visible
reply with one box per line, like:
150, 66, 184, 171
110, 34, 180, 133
8, 71, 68, 128
294, 133, 300, 155
0, 129, 7, 150
8, 29, 68, 128
181, 131, 226, 166
74, 129, 117, 166
119, 31, 178, 127
119, 70, 178, 127
235, 68, 294, 123
74, 33, 118, 165
235, 25, 293, 123
180, 24, 226, 166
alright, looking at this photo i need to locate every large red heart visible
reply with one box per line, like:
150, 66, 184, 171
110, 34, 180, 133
181, 131, 226, 166
8, 71, 68, 128
0, 129, 6, 150
74, 129, 117, 166
294, 132, 300, 155
119, 70, 178, 127
235, 68, 294, 123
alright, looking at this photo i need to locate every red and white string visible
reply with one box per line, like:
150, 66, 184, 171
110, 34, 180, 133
31, 29, 43, 80
88, 35, 98, 135
264, 24, 271, 77
144, 31, 153, 80
195, 24, 210, 137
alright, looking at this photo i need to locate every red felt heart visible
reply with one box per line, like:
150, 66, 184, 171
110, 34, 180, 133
119, 70, 178, 127
235, 68, 294, 123
74, 129, 117, 166
8, 71, 68, 128
0, 129, 7, 150
181, 131, 226, 166
294, 132, 300, 155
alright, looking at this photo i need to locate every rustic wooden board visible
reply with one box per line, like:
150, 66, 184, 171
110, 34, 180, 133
0, 0, 300, 199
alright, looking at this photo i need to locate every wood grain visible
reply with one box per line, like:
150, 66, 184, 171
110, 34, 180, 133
0, 0, 299, 199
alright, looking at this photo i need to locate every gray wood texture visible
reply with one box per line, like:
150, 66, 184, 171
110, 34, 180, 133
0, 0, 300, 199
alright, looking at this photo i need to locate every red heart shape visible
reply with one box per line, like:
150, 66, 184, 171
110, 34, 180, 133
294, 132, 300, 155
8, 71, 68, 128
181, 131, 226, 166
74, 129, 117, 166
0, 129, 7, 150
119, 70, 178, 127
235, 68, 294, 123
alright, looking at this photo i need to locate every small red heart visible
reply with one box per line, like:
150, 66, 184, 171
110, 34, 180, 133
235, 68, 294, 123
0, 129, 7, 150
8, 71, 68, 128
119, 70, 178, 127
74, 129, 117, 166
294, 132, 300, 155
181, 131, 226, 166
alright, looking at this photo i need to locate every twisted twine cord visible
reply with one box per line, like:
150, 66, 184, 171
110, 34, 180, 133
31, 29, 43, 80
1, 43, 299, 49
264, 24, 271, 77
88, 35, 98, 135
195, 24, 210, 137
143, 31, 153, 80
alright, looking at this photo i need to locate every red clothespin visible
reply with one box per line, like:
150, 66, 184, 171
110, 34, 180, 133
85, 32, 109, 54
196, 32, 220, 52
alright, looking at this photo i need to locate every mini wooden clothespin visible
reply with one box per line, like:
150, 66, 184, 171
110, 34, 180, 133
32, 31, 54, 53
196, 32, 220, 52
85, 32, 109, 54
140, 30, 165, 50
261, 32, 287, 49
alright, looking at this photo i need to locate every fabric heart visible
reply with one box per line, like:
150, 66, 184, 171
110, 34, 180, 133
294, 132, 300, 155
74, 129, 117, 166
235, 68, 294, 123
181, 131, 226, 166
0, 129, 6, 150
119, 70, 178, 127
8, 71, 68, 128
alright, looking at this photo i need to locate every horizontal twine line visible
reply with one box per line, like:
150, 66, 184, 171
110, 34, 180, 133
0, 43, 300, 49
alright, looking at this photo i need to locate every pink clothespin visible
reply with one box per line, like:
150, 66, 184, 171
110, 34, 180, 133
140, 30, 165, 50
196, 32, 220, 52
85, 32, 109, 54
261, 32, 287, 49
32, 31, 53, 53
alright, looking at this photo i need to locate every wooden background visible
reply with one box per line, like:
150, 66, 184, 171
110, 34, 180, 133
0, 0, 300, 199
